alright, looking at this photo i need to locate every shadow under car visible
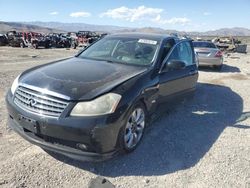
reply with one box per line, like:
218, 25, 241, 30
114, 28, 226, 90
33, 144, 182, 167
45, 83, 243, 177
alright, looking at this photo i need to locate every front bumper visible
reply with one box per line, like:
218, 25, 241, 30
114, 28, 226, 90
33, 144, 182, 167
5, 90, 125, 161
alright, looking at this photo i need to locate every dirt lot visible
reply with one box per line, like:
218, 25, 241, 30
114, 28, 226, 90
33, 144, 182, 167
0, 46, 249, 188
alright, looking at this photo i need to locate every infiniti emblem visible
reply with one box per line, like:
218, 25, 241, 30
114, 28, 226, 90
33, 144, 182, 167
28, 98, 37, 107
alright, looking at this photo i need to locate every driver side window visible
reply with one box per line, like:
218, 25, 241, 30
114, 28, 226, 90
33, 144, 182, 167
161, 39, 175, 63
167, 41, 194, 66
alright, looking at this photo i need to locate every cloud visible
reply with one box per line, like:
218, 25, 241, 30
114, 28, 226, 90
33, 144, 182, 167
152, 15, 191, 25
70, 11, 91, 18
100, 5, 191, 26
100, 6, 163, 22
203, 12, 212, 16
49, 12, 58, 15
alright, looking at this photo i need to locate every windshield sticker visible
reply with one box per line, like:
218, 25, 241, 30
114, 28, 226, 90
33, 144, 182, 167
138, 39, 157, 45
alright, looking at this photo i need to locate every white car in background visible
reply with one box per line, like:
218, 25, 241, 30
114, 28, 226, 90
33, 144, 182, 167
193, 41, 223, 71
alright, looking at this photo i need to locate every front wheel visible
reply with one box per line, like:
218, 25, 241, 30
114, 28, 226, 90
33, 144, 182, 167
120, 103, 147, 152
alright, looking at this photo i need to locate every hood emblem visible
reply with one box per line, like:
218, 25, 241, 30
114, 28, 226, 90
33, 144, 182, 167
28, 98, 37, 107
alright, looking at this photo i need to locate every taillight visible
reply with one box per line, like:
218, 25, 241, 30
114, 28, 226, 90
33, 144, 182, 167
215, 50, 223, 57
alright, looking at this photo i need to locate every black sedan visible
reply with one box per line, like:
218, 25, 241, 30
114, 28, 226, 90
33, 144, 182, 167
6, 33, 198, 161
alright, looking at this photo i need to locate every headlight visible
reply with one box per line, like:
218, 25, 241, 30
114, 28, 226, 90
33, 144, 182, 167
11, 75, 20, 95
70, 93, 121, 116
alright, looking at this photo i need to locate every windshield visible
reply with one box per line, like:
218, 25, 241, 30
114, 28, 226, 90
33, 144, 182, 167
193, 41, 216, 48
78, 37, 159, 66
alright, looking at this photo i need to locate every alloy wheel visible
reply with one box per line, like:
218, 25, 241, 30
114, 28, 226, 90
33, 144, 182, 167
124, 107, 145, 149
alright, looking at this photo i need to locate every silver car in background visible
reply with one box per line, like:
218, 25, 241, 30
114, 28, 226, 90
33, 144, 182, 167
193, 41, 223, 71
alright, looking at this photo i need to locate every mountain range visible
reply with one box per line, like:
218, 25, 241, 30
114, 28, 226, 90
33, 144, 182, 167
1, 21, 250, 36
0, 21, 63, 33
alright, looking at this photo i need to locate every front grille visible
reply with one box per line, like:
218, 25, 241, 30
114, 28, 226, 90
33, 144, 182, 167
14, 86, 69, 117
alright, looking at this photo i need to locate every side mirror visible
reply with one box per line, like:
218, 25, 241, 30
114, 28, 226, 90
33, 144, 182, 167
161, 60, 186, 72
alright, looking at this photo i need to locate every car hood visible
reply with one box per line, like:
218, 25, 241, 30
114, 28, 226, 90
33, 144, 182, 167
19, 57, 147, 101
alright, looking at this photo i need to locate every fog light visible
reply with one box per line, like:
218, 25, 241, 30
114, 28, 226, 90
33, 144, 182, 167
76, 143, 88, 151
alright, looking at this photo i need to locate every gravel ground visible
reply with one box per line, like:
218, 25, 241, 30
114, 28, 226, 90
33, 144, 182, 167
0, 46, 249, 188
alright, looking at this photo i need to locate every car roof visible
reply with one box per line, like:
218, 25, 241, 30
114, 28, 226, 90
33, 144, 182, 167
106, 32, 174, 42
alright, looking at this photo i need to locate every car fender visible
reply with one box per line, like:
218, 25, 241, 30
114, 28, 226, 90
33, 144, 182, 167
113, 68, 160, 118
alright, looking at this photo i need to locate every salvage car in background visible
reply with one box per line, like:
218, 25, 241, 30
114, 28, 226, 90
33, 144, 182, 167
76, 31, 101, 47
6, 33, 198, 161
193, 41, 223, 71
31, 33, 51, 49
6, 31, 24, 47
0, 34, 8, 46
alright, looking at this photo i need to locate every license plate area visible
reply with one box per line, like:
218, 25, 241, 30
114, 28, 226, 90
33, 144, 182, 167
18, 115, 38, 133
197, 52, 210, 56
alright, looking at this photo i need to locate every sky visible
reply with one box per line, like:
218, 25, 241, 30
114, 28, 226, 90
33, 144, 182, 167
0, 0, 250, 31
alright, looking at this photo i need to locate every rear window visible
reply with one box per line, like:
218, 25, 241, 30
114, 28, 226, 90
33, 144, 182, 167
193, 41, 216, 48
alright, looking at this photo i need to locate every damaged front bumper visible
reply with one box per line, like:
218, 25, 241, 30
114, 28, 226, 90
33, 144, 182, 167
5, 90, 124, 161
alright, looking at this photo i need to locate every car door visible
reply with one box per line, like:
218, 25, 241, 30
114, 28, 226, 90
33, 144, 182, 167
158, 40, 198, 103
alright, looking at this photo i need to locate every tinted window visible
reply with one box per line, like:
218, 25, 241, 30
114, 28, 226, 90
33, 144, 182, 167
167, 41, 194, 66
161, 39, 175, 62
78, 37, 159, 66
84, 39, 117, 57
193, 41, 216, 48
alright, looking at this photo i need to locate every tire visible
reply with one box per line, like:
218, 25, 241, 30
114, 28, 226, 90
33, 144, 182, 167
72, 43, 77, 49
33, 43, 38, 49
214, 65, 222, 71
45, 43, 49, 49
119, 102, 147, 152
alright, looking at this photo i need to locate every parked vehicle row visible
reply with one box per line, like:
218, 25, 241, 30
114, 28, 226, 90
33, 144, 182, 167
0, 30, 106, 49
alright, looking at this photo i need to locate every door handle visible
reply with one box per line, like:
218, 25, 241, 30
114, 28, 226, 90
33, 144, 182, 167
144, 84, 159, 92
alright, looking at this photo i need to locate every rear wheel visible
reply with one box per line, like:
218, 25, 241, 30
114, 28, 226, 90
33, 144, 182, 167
20, 42, 24, 48
120, 102, 146, 152
33, 43, 38, 49
45, 42, 50, 49
72, 42, 77, 49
